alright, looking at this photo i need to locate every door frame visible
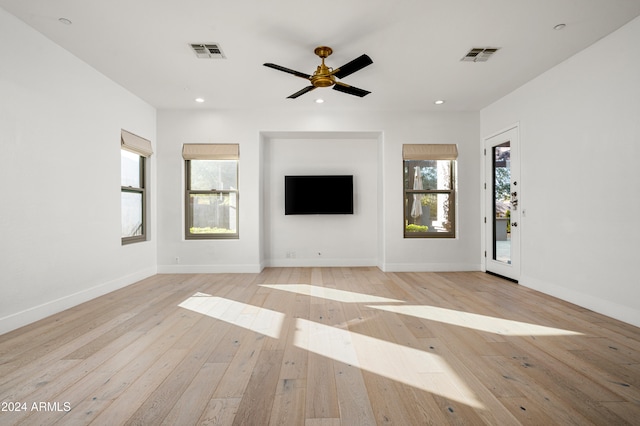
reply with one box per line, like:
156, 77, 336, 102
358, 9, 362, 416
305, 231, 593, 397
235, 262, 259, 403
482, 124, 521, 282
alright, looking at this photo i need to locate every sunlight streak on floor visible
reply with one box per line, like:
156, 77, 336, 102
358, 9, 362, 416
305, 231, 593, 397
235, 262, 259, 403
259, 284, 404, 304
178, 292, 285, 338
370, 305, 583, 336
178, 292, 495, 407
293, 318, 484, 408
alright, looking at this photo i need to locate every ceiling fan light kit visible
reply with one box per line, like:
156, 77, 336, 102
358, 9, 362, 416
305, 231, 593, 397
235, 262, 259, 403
264, 46, 373, 99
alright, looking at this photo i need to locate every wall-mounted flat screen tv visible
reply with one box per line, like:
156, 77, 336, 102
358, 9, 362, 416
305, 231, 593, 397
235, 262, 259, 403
285, 175, 354, 215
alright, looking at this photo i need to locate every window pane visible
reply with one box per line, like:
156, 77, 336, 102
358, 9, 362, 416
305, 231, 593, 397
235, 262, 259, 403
405, 193, 453, 234
404, 160, 452, 190
189, 193, 237, 234
190, 160, 238, 190
121, 150, 141, 187
493, 143, 511, 263
122, 191, 143, 237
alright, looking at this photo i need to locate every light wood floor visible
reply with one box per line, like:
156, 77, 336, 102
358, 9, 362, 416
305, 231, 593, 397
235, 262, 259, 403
1, 268, 639, 425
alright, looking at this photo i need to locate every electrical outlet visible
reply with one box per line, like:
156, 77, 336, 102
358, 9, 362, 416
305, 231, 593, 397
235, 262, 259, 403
175, 257, 180, 264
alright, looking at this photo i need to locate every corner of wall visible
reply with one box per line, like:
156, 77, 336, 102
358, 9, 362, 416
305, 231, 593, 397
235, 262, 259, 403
521, 275, 640, 328
0, 267, 157, 336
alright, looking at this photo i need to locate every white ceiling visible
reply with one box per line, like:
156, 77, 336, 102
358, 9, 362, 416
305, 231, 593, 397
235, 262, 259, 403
2, 0, 640, 111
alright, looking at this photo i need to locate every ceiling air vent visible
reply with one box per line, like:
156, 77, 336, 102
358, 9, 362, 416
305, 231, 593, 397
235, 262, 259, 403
461, 47, 500, 62
190, 43, 226, 59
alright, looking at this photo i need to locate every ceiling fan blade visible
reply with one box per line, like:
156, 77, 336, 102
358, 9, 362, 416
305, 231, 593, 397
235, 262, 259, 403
332, 54, 373, 79
287, 85, 316, 99
332, 82, 370, 97
264, 63, 311, 80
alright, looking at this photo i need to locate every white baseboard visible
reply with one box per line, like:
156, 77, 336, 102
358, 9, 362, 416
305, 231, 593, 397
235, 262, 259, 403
381, 262, 482, 272
159, 261, 478, 272
157, 264, 263, 274
264, 258, 378, 268
521, 275, 640, 328
0, 267, 157, 335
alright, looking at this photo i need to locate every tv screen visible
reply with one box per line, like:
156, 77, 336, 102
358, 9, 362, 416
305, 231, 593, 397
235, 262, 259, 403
285, 175, 354, 215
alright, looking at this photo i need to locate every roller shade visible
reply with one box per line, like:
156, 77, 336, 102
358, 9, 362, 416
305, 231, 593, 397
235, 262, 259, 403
403, 144, 458, 160
182, 143, 239, 160
121, 130, 153, 157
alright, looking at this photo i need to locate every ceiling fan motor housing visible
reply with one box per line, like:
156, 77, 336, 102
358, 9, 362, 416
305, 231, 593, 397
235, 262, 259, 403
311, 67, 335, 87
311, 46, 335, 87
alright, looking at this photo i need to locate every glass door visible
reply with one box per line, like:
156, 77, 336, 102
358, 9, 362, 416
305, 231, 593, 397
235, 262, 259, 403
493, 142, 511, 264
484, 127, 520, 281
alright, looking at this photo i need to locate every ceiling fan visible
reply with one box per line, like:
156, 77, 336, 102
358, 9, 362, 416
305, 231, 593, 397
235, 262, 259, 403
264, 46, 373, 99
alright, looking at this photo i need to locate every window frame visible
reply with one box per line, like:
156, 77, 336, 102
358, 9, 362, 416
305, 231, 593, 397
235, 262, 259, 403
402, 144, 457, 239
121, 150, 147, 245
184, 146, 240, 240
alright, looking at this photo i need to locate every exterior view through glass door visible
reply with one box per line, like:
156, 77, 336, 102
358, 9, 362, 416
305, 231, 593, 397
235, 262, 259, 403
484, 126, 520, 282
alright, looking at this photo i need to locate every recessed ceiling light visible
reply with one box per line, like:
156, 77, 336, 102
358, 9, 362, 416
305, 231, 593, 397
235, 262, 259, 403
553, 23, 567, 30
58, 18, 72, 25
434, 100, 445, 105
315, 98, 324, 104
195, 98, 205, 103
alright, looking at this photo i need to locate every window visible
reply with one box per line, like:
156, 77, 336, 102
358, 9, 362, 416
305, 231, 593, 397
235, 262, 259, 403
121, 130, 152, 244
403, 144, 457, 238
183, 144, 239, 239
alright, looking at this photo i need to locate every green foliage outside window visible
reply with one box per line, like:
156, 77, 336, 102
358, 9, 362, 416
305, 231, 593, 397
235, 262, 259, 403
405, 224, 429, 232
190, 226, 235, 234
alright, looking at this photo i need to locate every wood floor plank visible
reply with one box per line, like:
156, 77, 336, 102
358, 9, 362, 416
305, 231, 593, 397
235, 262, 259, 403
123, 317, 235, 425
304, 419, 341, 426
497, 395, 558, 425
332, 361, 377, 425
304, 300, 340, 420
0, 312, 136, 400
160, 362, 228, 426
304, 352, 340, 420
233, 349, 283, 425
269, 378, 306, 426
600, 400, 640, 425
1, 329, 147, 424
277, 308, 309, 381
197, 397, 241, 426
0, 268, 639, 425
46, 310, 206, 425
210, 328, 267, 399
363, 367, 450, 425
478, 351, 600, 425
326, 278, 376, 425
87, 347, 191, 425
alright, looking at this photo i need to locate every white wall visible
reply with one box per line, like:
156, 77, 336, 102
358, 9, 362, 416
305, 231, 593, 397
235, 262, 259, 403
264, 135, 379, 267
481, 16, 640, 327
156, 109, 481, 273
0, 9, 157, 334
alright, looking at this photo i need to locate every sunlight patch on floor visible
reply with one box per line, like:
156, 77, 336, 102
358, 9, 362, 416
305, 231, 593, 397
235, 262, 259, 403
293, 318, 484, 409
370, 305, 583, 336
178, 292, 285, 338
178, 292, 497, 407
259, 284, 403, 304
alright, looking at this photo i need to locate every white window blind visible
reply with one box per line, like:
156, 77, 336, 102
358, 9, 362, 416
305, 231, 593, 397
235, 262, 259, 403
182, 143, 239, 160
121, 130, 153, 157
402, 144, 458, 161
